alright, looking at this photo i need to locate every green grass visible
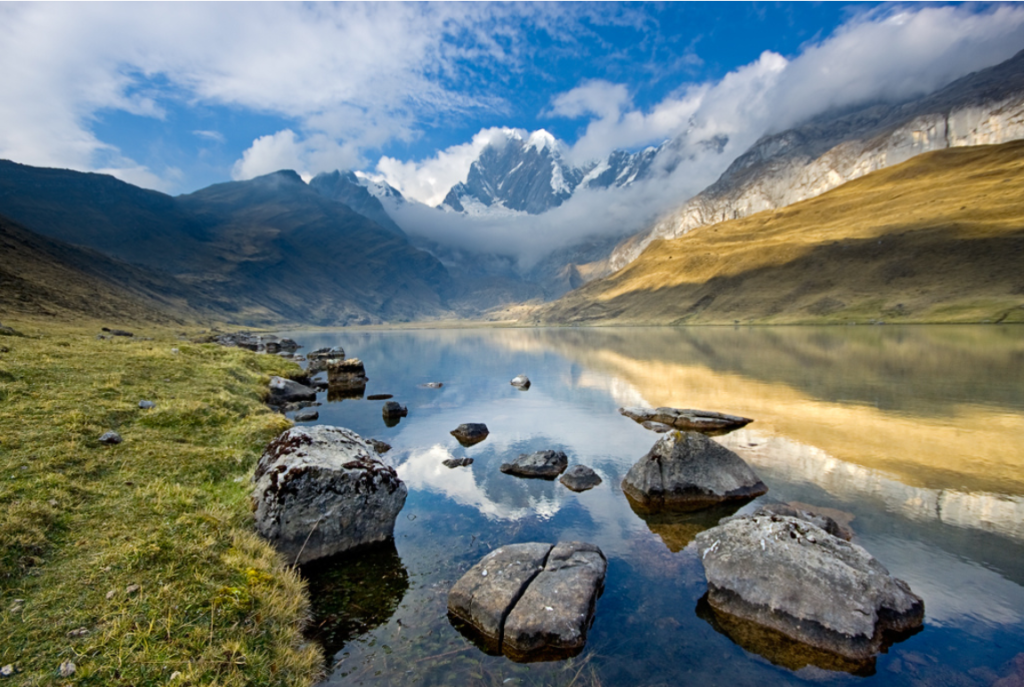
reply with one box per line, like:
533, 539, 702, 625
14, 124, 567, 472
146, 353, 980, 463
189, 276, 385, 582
0, 322, 322, 686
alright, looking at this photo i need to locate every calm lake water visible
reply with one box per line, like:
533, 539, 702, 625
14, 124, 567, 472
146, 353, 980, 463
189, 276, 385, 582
274, 325, 1024, 687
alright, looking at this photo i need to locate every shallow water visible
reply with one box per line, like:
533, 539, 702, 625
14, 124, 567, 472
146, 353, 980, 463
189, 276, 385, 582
274, 325, 1024, 686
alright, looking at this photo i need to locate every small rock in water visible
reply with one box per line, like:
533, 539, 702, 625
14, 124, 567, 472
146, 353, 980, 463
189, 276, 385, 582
620, 406, 753, 435
500, 450, 568, 479
59, 661, 76, 678
0, 664, 14, 677
99, 431, 123, 445
451, 423, 489, 447
443, 457, 474, 468
421, 382, 444, 388
366, 394, 393, 400
294, 408, 319, 422
382, 401, 408, 419
510, 374, 531, 389
560, 465, 602, 492
138, 400, 155, 410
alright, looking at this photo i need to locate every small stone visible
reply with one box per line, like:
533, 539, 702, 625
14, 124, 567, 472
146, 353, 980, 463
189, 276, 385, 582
170, 348, 180, 355
170, 671, 183, 680
293, 408, 319, 422
98, 431, 122, 445
106, 590, 116, 600
450, 423, 489, 447
0, 664, 14, 677
138, 400, 156, 410
559, 465, 602, 492
510, 374, 531, 389
126, 584, 140, 594
66, 628, 89, 638
421, 382, 443, 388
48, 499, 58, 507
59, 660, 76, 678
443, 457, 474, 468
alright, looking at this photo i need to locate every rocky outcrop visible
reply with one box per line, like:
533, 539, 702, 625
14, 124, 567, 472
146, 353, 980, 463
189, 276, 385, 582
694, 513, 923, 661
559, 465, 602, 492
621, 431, 767, 512
252, 426, 407, 565
450, 423, 489, 447
500, 450, 568, 479
620, 407, 752, 434
607, 49, 1024, 274
447, 541, 606, 661
267, 376, 317, 406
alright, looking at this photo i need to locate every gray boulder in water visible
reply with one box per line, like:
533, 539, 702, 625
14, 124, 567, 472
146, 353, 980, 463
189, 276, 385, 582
252, 426, 407, 564
694, 513, 923, 661
621, 431, 767, 512
559, 465, 602, 492
620, 406, 752, 434
500, 450, 568, 479
267, 376, 317, 405
450, 423, 489, 447
448, 541, 606, 661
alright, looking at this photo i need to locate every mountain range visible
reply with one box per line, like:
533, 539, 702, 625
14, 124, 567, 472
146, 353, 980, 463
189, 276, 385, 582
2, 49, 1024, 327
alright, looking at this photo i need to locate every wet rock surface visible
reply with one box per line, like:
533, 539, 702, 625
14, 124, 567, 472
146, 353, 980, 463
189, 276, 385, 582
451, 423, 489, 447
500, 450, 568, 479
694, 513, 924, 661
448, 541, 606, 661
620, 406, 753, 434
559, 465, 602, 492
622, 431, 767, 512
267, 376, 317, 405
252, 426, 407, 564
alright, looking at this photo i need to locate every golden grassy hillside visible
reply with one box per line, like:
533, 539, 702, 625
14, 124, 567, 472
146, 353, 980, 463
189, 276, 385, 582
536, 141, 1024, 325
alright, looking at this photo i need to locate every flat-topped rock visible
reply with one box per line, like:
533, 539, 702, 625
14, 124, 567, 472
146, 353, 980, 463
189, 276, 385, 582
252, 426, 406, 564
268, 376, 317, 405
620, 406, 752, 434
448, 541, 606, 661
694, 513, 923, 661
560, 465, 602, 492
500, 450, 568, 479
451, 423, 489, 447
622, 431, 767, 512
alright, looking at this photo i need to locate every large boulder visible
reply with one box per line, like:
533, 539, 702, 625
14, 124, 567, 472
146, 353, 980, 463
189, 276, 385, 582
621, 431, 767, 512
267, 376, 317, 405
500, 450, 568, 479
448, 541, 606, 661
694, 513, 924, 661
252, 426, 407, 565
620, 406, 752, 434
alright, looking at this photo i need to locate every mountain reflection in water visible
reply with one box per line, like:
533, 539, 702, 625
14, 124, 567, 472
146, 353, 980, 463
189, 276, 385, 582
275, 325, 1024, 687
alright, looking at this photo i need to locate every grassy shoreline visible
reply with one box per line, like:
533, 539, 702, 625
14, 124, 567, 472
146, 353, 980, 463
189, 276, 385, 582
0, 320, 321, 686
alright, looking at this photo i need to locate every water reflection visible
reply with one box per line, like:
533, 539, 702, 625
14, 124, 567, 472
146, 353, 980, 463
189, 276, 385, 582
629, 502, 744, 552
274, 325, 1024, 686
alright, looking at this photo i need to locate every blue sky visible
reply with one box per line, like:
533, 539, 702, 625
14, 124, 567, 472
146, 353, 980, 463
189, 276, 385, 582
1, 2, 1023, 202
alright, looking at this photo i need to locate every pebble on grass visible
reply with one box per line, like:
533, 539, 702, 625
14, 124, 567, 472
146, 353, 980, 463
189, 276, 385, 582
58, 661, 75, 678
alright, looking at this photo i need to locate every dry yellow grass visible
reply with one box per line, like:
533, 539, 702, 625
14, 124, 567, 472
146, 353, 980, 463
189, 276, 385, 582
537, 141, 1024, 325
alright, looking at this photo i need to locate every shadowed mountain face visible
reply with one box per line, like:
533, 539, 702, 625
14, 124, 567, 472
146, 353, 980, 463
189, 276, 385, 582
0, 164, 454, 326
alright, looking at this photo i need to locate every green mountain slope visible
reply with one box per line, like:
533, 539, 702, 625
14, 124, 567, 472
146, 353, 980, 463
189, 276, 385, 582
534, 141, 1024, 325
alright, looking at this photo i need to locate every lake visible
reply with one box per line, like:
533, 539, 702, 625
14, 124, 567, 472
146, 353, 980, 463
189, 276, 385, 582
274, 325, 1024, 686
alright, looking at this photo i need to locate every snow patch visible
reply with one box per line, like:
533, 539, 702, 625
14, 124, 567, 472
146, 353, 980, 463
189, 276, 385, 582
550, 160, 570, 195
526, 129, 558, 153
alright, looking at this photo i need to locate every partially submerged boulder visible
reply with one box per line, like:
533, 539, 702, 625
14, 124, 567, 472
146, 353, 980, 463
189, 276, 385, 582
252, 426, 407, 564
622, 431, 767, 512
451, 423, 489, 447
694, 513, 924, 661
500, 450, 568, 479
448, 541, 606, 661
268, 376, 317, 405
381, 401, 408, 419
559, 465, 602, 492
620, 407, 752, 434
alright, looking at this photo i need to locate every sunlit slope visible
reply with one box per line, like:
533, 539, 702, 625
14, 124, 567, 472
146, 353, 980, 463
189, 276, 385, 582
536, 141, 1024, 325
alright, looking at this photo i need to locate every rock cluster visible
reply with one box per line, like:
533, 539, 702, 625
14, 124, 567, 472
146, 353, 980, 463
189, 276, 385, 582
212, 332, 299, 353
694, 513, 924, 661
448, 541, 606, 661
252, 426, 407, 564
622, 431, 767, 512
620, 406, 752, 434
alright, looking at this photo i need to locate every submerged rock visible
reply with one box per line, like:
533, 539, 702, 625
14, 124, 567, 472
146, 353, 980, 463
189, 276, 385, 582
620, 406, 752, 435
451, 423, 489, 447
500, 450, 568, 479
252, 426, 407, 564
448, 541, 606, 661
268, 376, 317, 405
559, 465, 602, 492
621, 431, 767, 512
694, 513, 924, 661
511, 374, 531, 390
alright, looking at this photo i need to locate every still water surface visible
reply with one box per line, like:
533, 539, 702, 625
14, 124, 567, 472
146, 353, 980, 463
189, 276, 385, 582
275, 326, 1024, 686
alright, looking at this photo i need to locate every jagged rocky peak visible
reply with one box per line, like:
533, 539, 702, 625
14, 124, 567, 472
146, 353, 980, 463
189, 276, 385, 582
308, 169, 405, 236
